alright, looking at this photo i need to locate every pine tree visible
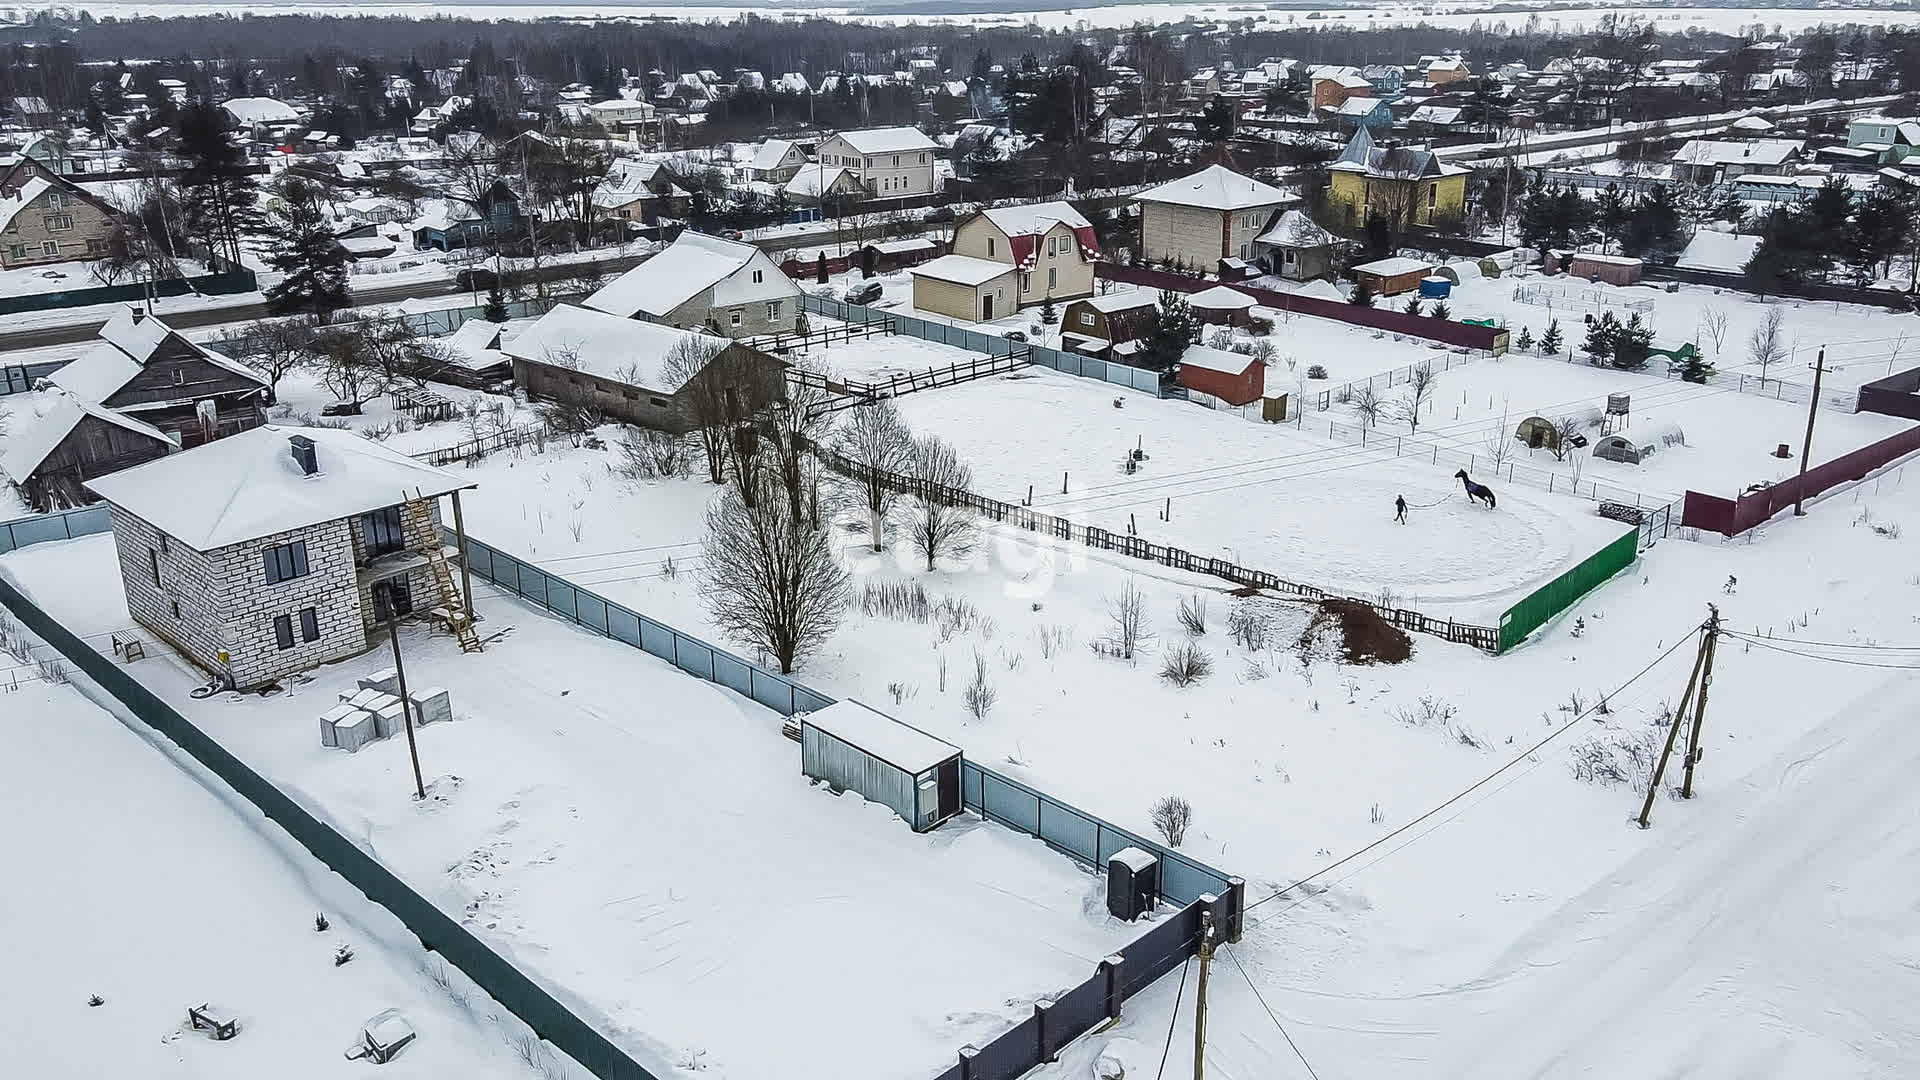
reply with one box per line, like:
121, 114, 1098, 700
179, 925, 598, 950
177, 102, 261, 268
1612, 312, 1654, 371
262, 178, 350, 317
1142, 290, 1198, 372
1539, 318, 1563, 356
1349, 279, 1377, 307
1429, 301, 1451, 320
1677, 347, 1716, 384
1040, 293, 1058, 325
1403, 295, 1424, 315
483, 283, 508, 323
1582, 311, 1620, 365
1515, 326, 1534, 352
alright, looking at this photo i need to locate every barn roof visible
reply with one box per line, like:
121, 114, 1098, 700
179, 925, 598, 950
1, 392, 176, 483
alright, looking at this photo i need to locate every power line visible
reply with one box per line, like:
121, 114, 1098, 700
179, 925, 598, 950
1722, 632, 1920, 670
1243, 625, 1699, 918
1223, 944, 1321, 1080
1720, 632, 1920, 652
1155, 956, 1193, 1080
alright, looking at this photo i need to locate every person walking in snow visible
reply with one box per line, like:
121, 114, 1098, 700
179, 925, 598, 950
1394, 495, 1408, 524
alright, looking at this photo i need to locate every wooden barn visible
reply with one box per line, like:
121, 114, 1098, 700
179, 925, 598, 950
1, 393, 177, 511
43, 308, 269, 447
1177, 344, 1265, 406
1060, 292, 1158, 358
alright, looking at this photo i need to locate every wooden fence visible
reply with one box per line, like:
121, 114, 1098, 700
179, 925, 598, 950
745, 318, 891, 354
407, 422, 551, 467
814, 446, 1501, 653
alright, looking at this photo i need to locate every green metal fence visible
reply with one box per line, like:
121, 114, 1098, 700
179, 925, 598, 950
0, 575, 662, 1080
1497, 528, 1638, 652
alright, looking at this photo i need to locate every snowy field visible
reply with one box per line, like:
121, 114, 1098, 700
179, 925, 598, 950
0, 536, 1140, 1080
802, 323, 998, 385
0, 679, 549, 1080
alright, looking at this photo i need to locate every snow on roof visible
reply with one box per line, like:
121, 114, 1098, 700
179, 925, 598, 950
1730, 115, 1776, 132
439, 319, 509, 371
910, 254, 1016, 287
584, 231, 765, 318
1408, 104, 1464, 125
1135, 165, 1296, 211
83, 425, 472, 550
980, 200, 1092, 237
802, 699, 957, 773
1179, 344, 1255, 375
0, 177, 51, 233
1295, 279, 1348, 302
505, 303, 720, 390
750, 138, 797, 171
1352, 256, 1433, 277
1568, 252, 1642, 267
1672, 138, 1804, 168
1255, 209, 1334, 248
784, 165, 853, 199
1, 391, 176, 483
219, 96, 300, 126
869, 238, 937, 255
1189, 285, 1257, 309
48, 310, 267, 405
832, 126, 938, 155
1077, 291, 1157, 313
1334, 97, 1387, 117
1676, 230, 1762, 273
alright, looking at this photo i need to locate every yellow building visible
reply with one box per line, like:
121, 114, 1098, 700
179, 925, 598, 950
1324, 126, 1468, 232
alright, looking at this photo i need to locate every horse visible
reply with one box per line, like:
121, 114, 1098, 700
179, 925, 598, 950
1455, 469, 1497, 508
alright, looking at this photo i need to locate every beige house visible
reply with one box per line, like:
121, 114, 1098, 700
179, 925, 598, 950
0, 165, 118, 269
1133, 165, 1300, 271
816, 126, 940, 198
910, 255, 1018, 322
749, 138, 808, 183
949, 201, 1101, 309
584, 230, 801, 338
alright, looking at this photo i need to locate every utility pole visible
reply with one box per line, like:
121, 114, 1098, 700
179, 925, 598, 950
1639, 611, 1717, 828
1681, 603, 1721, 799
378, 583, 428, 801
1794, 347, 1827, 515
1191, 911, 1215, 1080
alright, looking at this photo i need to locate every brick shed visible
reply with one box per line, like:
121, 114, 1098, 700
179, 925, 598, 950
1177, 344, 1264, 406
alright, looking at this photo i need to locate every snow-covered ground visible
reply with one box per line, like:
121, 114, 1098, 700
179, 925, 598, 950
1, 535, 1142, 1080
0, 258, 200, 296
0, 677, 551, 1080
266, 371, 538, 459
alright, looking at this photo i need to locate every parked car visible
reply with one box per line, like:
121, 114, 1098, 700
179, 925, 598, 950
718, 229, 745, 241
455, 268, 498, 291
1002, 329, 1029, 343
843, 280, 884, 305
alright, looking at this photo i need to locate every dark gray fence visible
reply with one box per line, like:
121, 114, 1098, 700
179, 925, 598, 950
1, 360, 72, 397
203, 294, 571, 364
0, 504, 110, 553
0, 575, 663, 1080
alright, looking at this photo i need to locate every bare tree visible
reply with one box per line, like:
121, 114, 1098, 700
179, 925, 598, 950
699, 486, 847, 674
1150, 795, 1192, 847
1396, 361, 1437, 432
1351, 381, 1385, 427
1547, 414, 1586, 462
242, 314, 321, 403
1699, 305, 1730, 356
1483, 410, 1515, 470
306, 319, 389, 413
536, 343, 602, 441
833, 399, 914, 552
765, 359, 833, 526
903, 434, 976, 571
660, 337, 732, 484
1105, 578, 1154, 661
615, 426, 690, 479
1748, 305, 1786, 385
1566, 442, 1587, 492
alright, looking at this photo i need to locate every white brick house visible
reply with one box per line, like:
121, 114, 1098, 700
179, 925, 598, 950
815, 127, 940, 198
85, 426, 477, 691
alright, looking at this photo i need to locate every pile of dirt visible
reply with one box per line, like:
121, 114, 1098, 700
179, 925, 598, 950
1297, 598, 1413, 666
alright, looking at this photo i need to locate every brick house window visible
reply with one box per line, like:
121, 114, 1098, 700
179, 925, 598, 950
766, 300, 781, 319
48, 191, 68, 210
273, 614, 295, 650
730, 309, 742, 327
650, 396, 669, 407
41, 241, 58, 256
45, 214, 74, 231
148, 549, 161, 586
360, 506, 406, 558
299, 606, 320, 643
171, 599, 180, 619
7, 245, 24, 260
264, 541, 310, 583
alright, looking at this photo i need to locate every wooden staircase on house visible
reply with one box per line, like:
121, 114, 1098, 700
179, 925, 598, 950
404, 491, 483, 654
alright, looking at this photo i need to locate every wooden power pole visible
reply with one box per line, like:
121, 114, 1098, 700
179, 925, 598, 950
1192, 911, 1215, 1080
1639, 610, 1720, 829
1794, 348, 1828, 516
1681, 604, 1722, 799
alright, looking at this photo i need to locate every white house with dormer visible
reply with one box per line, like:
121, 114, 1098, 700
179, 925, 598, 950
815, 127, 940, 198
584, 230, 801, 337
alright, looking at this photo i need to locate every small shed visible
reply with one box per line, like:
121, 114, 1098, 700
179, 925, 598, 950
800, 700, 962, 832
1417, 276, 1452, 299
1350, 256, 1433, 296
1592, 422, 1684, 465
1188, 285, 1259, 326
1177, 344, 1265, 406
1567, 252, 1644, 286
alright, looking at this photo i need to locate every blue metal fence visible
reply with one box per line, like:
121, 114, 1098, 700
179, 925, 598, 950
0, 504, 110, 553
800, 294, 1163, 396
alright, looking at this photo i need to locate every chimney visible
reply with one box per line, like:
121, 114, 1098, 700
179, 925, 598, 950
129, 305, 146, 324
289, 434, 318, 476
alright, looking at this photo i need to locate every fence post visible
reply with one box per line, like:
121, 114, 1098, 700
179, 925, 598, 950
958, 1045, 979, 1080
1098, 954, 1126, 1018
1035, 999, 1056, 1063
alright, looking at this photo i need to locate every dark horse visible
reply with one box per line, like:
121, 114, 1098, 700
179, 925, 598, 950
1455, 469, 1497, 508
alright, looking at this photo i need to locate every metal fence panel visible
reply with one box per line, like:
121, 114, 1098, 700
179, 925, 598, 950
1120, 907, 1201, 999
979, 771, 1043, 833
1129, 366, 1161, 394
1497, 528, 1637, 651
712, 651, 755, 698
1038, 798, 1101, 865
1047, 977, 1109, 1059
674, 636, 715, 680
636, 616, 677, 663
750, 670, 794, 714
969, 1014, 1041, 1080
608, 604, 642, 647
575, 592, 610, 636
545, 578, 579, 622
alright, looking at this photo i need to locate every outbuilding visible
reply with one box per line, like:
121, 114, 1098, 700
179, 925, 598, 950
1592, 422, 1684, 465
800, 700, 962, 832
909, 254, 1018, 322
1177, 344, 1265, 406
1567, 252, 1643, 286
1188, 285, 1259, 326
1349, 256, 1433, 296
